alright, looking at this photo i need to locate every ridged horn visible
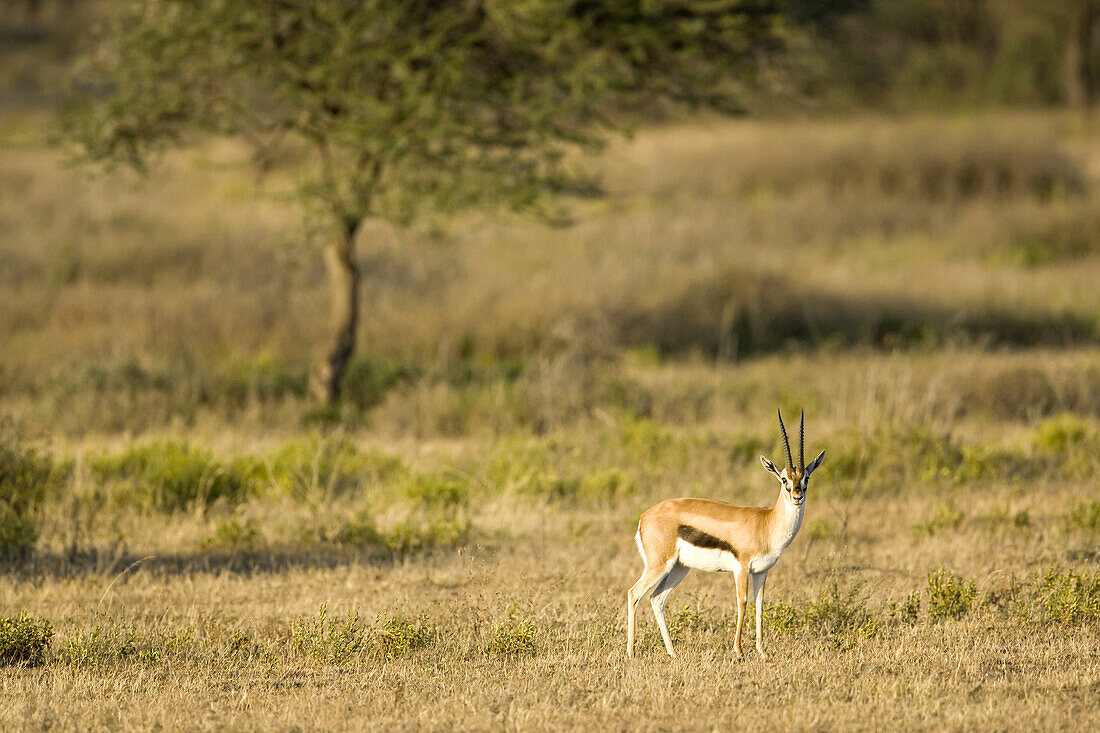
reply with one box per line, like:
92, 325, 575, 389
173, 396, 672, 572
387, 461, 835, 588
778, 409, 793, 470
799, 410, 805, 471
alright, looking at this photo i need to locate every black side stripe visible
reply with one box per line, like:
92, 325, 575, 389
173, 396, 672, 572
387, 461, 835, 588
677, 525, 738, 558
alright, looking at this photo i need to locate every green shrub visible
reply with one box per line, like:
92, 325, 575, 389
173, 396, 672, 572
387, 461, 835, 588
1069, 501, 1100, 532
0, 430, 62, 557
215, 351, 308, 404
91, 440, 251, 513
579, 468, 637, 502
614, 416, 688, 473
889, 590, 922, 624
383, 516, 470, 554
1031, 414, 1091, 454
61, 624, 193, 666
803, 519, 838, 542
204, 517, 261, 549
0, 612, 53, 667
257, 436, 405, 501
340, 356, 414, 410
912, 503, 965, 537
926, 568, 977, 621
403, 472, 468, 508
333, 510, 470, 555
1035, 568, 1100, 625
766, 581, 877, 648
289, 603, 365, 665
369, 615, 434, 658
486, 614, 537, 656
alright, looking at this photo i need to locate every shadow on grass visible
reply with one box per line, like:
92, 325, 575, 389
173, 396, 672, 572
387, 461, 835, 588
607, 273, 1098, 359
3, 542, 481, 582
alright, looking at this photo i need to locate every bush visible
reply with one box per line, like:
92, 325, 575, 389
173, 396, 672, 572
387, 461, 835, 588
0, 612, 53, 667
579, 468, 637, 502
766, 581, 878, 649
1069, 502, 1100, 533
912, 503, 965, 537
257, 435, 405, 501
204, 517, 261, 549
289, 603, 364, 665
333, 509, 470, 556
61, 624, 193, 666
1031, 414, 1092, 454
1035, 568, 1100, 625
926, 568, 977, 621
369, 615, 434, 658
91, 440, 251, 513
0, 430, 61, 557
889, 590, 922, 625
486, 614, 537, 656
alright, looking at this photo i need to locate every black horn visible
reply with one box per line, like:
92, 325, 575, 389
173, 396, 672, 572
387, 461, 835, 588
777, 409, 793, 469
799, 410, 805, 471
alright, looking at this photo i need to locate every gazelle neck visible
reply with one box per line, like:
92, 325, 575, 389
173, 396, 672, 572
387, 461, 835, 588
768, 488, 804, 549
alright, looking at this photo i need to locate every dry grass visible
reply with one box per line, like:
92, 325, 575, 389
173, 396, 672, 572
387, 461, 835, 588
3, 106, 1100, 729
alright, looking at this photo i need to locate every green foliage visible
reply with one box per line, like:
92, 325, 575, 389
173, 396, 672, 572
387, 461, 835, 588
926, 568, 977, 621
204, 517, 261, 549
0, 612, 53, 667
61, 624, 194, 666
981, 504, 1030, 532
215, 351, 308, 404
341, 357, 414, 410
0, 428, 62, 557
1069, 501, 1100, 532
403, 472, 468, 508
579, 468, 637, 502
256, 435, 405, 500
1031, 414, 1091, 454
91, 440, 251, 513
912, 503, 965, 537
486, 614, 537, 656
829, 427, 1055, 495
289, 603, 364, 665
803, 518, 838, 542
1035, 568, 1100, 625
767, 581, 877, 649
890, 590, 922, 625
369, 615, 435, 658
68, 0, 784, 228
333, 508, 470, 556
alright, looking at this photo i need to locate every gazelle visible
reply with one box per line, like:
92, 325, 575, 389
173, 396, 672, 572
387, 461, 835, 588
626, 409, 825, 661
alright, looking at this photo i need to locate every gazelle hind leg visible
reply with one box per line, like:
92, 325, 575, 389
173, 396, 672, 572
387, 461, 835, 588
650, 561, 690, 658
627, 563, 666, 659
752, 571, 768, 661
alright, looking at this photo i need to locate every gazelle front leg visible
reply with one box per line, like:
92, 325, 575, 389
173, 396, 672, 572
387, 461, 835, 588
733, 567, 748, 657
752, 571, 768, 661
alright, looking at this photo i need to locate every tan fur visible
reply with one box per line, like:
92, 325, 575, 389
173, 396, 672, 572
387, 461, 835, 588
627, 413, 824, 661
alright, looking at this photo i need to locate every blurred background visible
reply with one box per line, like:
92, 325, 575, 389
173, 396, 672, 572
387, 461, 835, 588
0, 0, 1098, 555
0, 6, 1098, 724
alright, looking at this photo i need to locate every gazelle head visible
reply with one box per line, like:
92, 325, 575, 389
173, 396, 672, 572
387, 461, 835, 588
760, 409, 826, 506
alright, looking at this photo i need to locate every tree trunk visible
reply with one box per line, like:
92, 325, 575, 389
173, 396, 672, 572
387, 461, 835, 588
309, 221, 360, 405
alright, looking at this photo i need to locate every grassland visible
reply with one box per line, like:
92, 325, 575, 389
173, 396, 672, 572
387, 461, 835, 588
2, 106, 1100, 730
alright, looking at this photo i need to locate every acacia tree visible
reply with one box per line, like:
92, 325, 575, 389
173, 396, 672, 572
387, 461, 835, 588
67, 0, 787, 404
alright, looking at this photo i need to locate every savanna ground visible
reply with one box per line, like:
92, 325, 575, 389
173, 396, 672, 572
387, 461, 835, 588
2, 106, 1100, 730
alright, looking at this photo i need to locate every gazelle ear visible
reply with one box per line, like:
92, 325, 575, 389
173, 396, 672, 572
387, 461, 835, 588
760, 455, 782, 479
806, 449, 826, 475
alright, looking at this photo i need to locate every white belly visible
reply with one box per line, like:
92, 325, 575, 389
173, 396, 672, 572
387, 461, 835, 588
676, 538, 741, 574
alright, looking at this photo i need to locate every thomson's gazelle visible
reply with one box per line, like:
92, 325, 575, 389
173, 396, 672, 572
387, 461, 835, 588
627, 410, 825, 660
